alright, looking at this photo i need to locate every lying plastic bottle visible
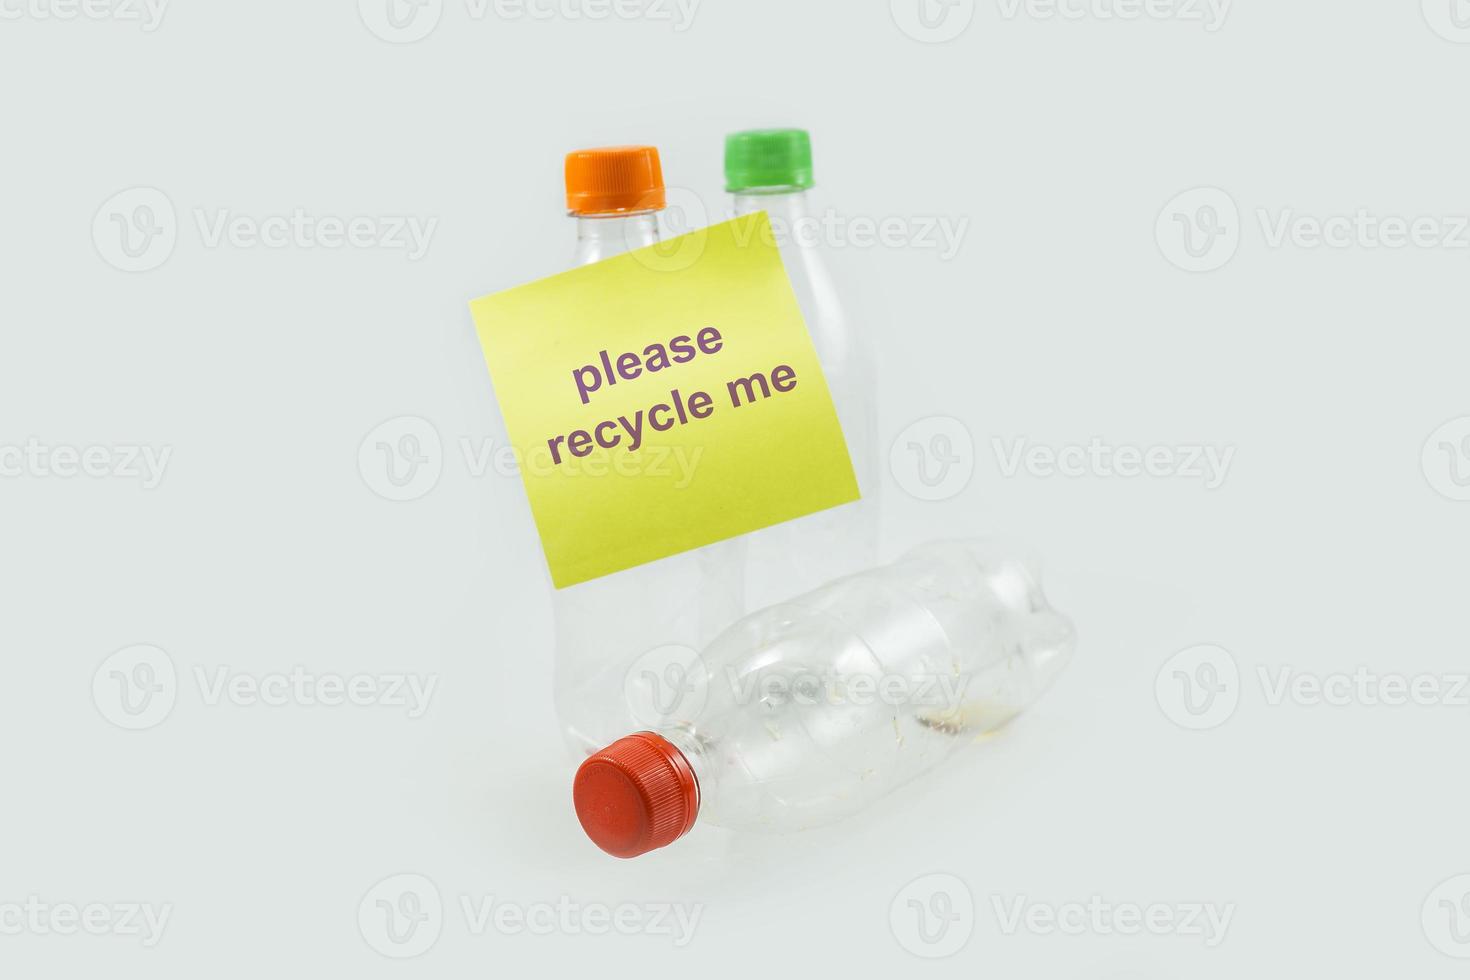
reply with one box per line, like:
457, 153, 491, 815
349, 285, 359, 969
571, 539, 1075, 858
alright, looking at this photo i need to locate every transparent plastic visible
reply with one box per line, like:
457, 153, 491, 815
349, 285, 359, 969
731, 188, 880, 611
553, 211, 746, 754
583, 539, 1074, 832
571, 210, 658, 266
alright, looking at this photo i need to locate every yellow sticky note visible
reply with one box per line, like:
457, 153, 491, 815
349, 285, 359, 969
470, 212, 859, 588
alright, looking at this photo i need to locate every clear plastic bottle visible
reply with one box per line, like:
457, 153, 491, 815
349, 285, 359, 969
553, 146, 746, 755
571, 539, 1075, 858
724, 129, 881, 611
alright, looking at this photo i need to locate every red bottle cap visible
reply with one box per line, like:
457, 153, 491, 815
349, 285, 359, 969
573, 732, 700, 858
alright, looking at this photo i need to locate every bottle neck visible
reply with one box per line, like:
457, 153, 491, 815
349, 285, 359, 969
731, 187, 813, 226
655, 726, 711, 811
572, 210, 660, 266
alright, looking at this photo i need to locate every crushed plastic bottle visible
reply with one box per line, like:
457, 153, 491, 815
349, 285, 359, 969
571, 539, 1075, 857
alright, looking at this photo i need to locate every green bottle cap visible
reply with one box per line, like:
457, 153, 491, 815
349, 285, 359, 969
724, 129, 814, 192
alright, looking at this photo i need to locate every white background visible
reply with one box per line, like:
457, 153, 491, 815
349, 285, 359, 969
3, 0, 1469, 975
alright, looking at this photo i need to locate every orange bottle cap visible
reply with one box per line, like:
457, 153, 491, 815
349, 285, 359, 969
564, 146, 667, 216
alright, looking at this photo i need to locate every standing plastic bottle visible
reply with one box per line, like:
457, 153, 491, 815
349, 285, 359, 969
724, 129, 881, 611
553, 146, 745, 755
571, 539, 1075, 858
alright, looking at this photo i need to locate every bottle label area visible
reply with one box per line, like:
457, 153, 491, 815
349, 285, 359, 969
470, 212, 860, 588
